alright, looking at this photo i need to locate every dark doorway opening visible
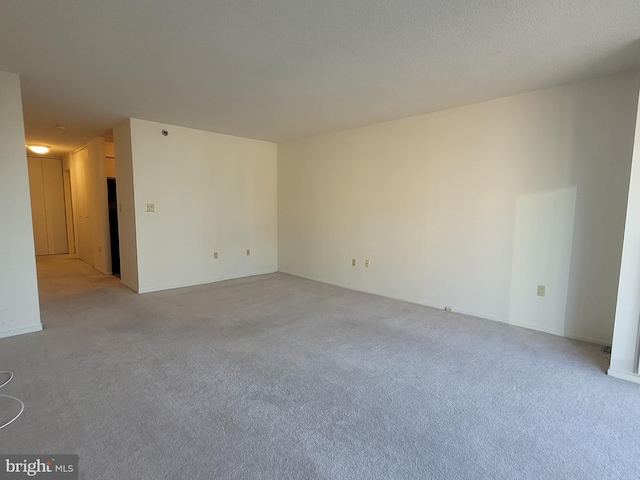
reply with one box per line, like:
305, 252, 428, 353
107, 178, 120, 277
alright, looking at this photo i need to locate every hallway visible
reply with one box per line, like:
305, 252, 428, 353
36, 255, 121, 302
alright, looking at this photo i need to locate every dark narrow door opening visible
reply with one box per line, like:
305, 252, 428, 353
107, 178, 120, 277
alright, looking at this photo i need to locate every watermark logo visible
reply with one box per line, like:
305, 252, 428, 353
0, 455, 77, 479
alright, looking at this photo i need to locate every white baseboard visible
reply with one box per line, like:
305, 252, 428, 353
277, 271, 614, 345
0, 323, 43, 339
607, 369, 640, 385
137, 270, 278, 294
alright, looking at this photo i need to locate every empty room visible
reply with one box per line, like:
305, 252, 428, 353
1, 1, 640, 479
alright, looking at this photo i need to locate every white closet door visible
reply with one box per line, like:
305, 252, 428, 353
41, 158, 68, 254
27, 157, 68, 255
27, 157, 48, 255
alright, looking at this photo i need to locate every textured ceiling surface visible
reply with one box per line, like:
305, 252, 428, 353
1, 0, 639, 157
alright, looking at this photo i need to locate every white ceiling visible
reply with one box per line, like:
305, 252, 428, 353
1, 0, 639, 158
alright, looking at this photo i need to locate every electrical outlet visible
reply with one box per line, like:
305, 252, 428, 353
246, 249, 251, 256
364, 259, 370, 268
351, 258, 357, 267
145, 203, 155, 213
537, 285, 546, 297
213, 252, 218, 260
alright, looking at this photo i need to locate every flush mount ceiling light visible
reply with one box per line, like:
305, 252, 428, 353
27, 145, 49, 154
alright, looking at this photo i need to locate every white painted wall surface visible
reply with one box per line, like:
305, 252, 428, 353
70, 148, 94, 267
70, 139, 112, 274
86, 137, 112, 274
0, 71, 41, 338
105, 157, 116, 178
609, 92, 640, 384
62, 153, 75, 255
105, 141, 115, 178
27, 157, 49, 255
122, 119, 277, 293
104, 141, 115, 158
278, 71, 640, 344
113, 120, 139, 292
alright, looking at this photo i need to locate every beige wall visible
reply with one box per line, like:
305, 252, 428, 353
0, 71, 41, 338
114, 119, 278, 293
278, 70, 640, 345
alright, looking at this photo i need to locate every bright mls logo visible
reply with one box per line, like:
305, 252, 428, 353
0, 455, 78, 479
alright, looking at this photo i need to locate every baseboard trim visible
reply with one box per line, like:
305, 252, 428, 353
137, 270, 279, 294
0, 323, 43, 339
279, 271, 612, 345
607, 369, 640, 384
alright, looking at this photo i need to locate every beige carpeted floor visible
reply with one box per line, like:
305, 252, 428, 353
0, 255, 638, 479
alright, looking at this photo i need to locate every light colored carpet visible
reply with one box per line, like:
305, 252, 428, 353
0, 255, 638, 479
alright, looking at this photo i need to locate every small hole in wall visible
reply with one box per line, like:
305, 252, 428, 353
162, 130, 169, 136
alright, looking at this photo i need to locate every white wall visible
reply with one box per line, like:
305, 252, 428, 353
105, 141, 116, 178
609, 93, 640, 384
0, 71, 42, 338
27, 157, 49, 255
113, 120, 139, 291
278, 71, 640, 345
62, 153, 75, 255
115, 118, 278, 293
70, 147, 94, 266
69, 138, 112, 274
86, 138, 112, 274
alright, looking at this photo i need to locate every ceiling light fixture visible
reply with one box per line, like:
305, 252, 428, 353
27, 145, 50, 154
